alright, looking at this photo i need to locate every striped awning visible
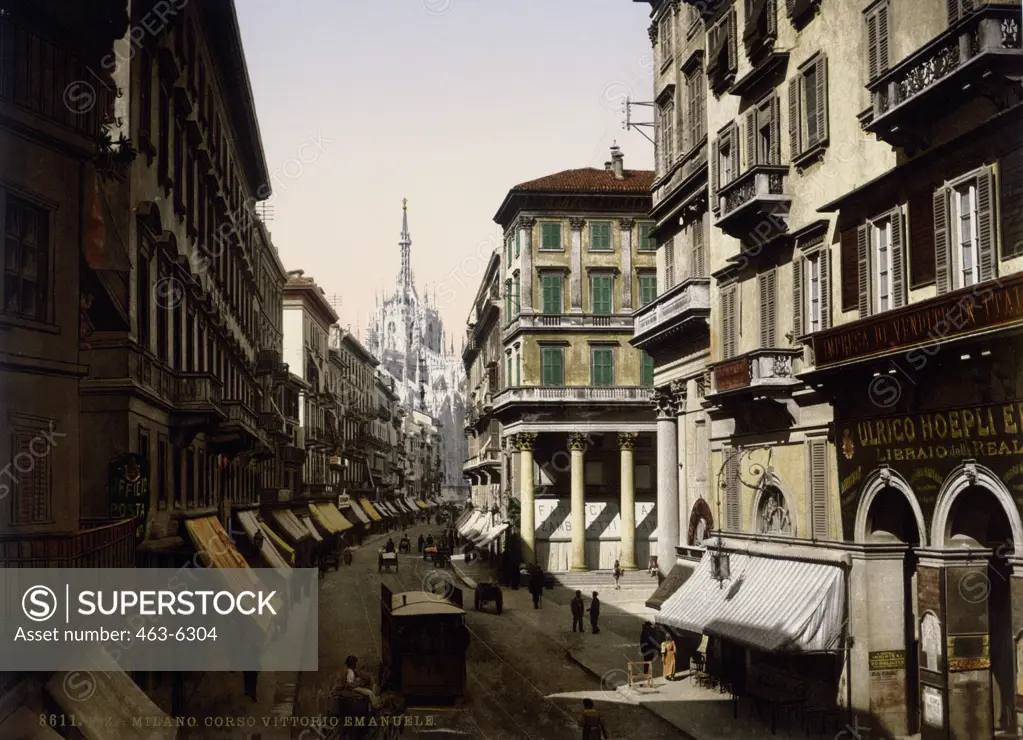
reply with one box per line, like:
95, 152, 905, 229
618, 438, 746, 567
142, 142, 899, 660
406, 496, 421, 512
346, 503, 370, 525
236, 510, 291, 569
309, 502, 354, 534
360, 498, 383, 522
455, 510, 472, 529
271, 509, 312, 546
300, 514, 323, 542
376, 502, 395, 518
656, 548, 846, 653
646, 560, 696, 610
259, 521, 296, 565
475, 522, 509, 547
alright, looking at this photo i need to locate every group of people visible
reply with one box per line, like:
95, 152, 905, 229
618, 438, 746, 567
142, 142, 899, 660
640, 621, 677, 681
570, 590, 602, 634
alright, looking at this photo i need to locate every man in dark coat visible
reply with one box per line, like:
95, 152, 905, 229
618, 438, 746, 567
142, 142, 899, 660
528, 566, 544, 609
571, 590, 585, 632
639, 621, 658, 676
587, 592, 601, 634
417, 533, 424, 553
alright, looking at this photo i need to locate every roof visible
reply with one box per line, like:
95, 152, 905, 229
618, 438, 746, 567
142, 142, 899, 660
511, 167, 655, 194
390, 591, 465, 616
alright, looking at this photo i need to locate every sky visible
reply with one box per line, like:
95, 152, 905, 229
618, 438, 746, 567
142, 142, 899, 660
236, 0, 655, 347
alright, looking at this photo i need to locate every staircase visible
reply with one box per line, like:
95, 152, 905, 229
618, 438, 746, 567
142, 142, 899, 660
551, 569, 656, 590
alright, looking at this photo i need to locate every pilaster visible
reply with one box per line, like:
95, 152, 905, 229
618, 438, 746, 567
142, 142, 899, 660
620, 218, 635, 311
569, 218, 585, 312
518, 217, 536, 314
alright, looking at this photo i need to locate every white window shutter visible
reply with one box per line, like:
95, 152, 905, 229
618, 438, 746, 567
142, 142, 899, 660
933, 186, 951, 294
891, 208, 906, 308
792, 254, 804, 339
857, 223, 871, 318
976, 166, 997, 283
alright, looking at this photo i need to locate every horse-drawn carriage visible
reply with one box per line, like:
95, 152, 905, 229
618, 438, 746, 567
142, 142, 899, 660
473, 582, 503, 614
378, 549, 399, 573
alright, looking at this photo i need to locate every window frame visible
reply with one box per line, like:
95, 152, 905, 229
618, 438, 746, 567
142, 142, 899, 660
638, 222, 656, 251
639, 272, 658, 307
788, 53, 829, 164
590, 347, 615, 387
589, 221, 613, 252
539, 222, 563, 251
1, 189, 53, 325
540, 346, 565, 387
590, 273, 614, 315
864, 0, 891, 84
541, 272, 564, 315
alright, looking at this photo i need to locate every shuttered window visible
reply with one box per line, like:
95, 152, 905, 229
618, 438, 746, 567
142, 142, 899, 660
789, 54, 829, 161
507, 354, 513, 387
707, 8, 738, 92
507, 236, 513, 267
793, 248, 830, 338
712, 124, 739, 193
692, 215, 706, 276
934, 168, 997, 293
856, 209, 906, 318
641, 352, 655, 387
639, 223, 656, 251
661, 102, 675, 170
758, 269, 778, 348
639, 274, 658, 307
513, 274, 521, 315
3, 194, 50, 321
664, 236, 676, 289
591, 274, 613, 314
723, 445, 740, 532
721, 284, 739, 360
865, 1, 890, 83
686, 67, 706, 150
540, 347, 565, 386
11, 428, 51, 524
590, 222, 612, 251
540, 222, 562, 251
745, 94, 781, 168
946, 0, 971, 27
515, 230, 520, 257
505, 279, 512, 321
807, 438, 829, 539
541, 273, 563, 315
840, 228, 859, 312
908, 190, 937, 288
1000, 148, 1023, 259
591, 348, 614, 387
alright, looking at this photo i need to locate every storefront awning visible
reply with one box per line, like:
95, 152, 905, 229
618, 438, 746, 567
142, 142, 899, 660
461, 511, 488, 538
657, 548, 847, 653
236, 509, 291, 569
300, 514, 323, 542
376, 502, 394, 518
406, 496, 421, 512
46, 654, 177, 740
476, 522, 509, 547
309, 502, 354, 534
415, 499, 429, 510
346, 503, 370, 525
360, 497, 383, 522
395, 499, 413, 513
259, 521, 296, 565
455, 510, 473, 529
270, 509, 312, 546
646, 560, 697, 610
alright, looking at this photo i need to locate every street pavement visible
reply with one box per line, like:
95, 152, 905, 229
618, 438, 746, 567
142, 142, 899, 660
290, 522, 690, 740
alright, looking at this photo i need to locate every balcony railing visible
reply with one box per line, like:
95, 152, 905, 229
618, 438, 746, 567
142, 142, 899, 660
256, 349, 281, 374
708, 347, 804, 397
504, 313, 635, 336
220, 400, 259, 436
176, 372, 224, 408
864, 5, 1022, 146
714, 164, 791, 240
0, 518, 136, 567
494, 386, 649, 408
281, 445, 306, 465
633, 278, 712, 346
305, 425, 329, 447
258, 410, 286, 437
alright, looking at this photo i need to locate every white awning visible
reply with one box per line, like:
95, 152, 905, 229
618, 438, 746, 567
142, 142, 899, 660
656, 549, 846, 653
455, 510, 473, 529
460, 511, 487, 538
405, 496, 421, 512
346, 503, 371, 525
476, 522, 509, 547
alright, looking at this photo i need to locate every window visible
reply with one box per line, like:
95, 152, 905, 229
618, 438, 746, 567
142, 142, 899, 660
806, 438, 829, 538
659, 13, 674, 66
712, 124, 739, 194
707, 8, 738, 91
591, 274, 613, 314
743, 0, 778, 47
855, 208, 905, 318
757, 269, 778, 349
639, 274, 658, 307
3, 194, 49, 321
638, 223, 655, 251
541, 273, 563, 314
660, 102, 675, 170
506, 353, 513, 387
506, 236, 512, 267
515, 230, 520, 258
505, 279, 512, 320
934, 168, 996, 294
789, 54, 829, 161
10, 426, 51, 523
721, 283, 739, 360
865, 2, 891, 83
664, 236, 676, 288
793, 244, 830, 337
541, 347, 565, 386
513, 273, 520, 315
590, 222, 612, 251
591, 348, 614, 387
516, 350, 521, 386
692, 215, 707, 276
540, 222, 562, 250
745, 94, 781, 168
874, 218, 893, 312
685, 67, 706, 151
641, 352, 655, 387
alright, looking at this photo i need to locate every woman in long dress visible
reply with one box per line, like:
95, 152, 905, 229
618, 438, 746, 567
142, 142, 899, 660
661, 637, 677, 680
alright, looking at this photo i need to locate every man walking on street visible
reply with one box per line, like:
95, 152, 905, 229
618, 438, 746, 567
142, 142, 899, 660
417, 533, 424, 553
612, 559, 622, 590
529, 565, 544, 609
579, 698, 609, 740
587, 591, 601, 634
571, 590, 585, 633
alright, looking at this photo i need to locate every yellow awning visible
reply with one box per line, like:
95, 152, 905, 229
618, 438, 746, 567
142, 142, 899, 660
259, 521, 296, 565
415, 500, 429, 510
360, 497, 383, 521
309, 502, 353, 533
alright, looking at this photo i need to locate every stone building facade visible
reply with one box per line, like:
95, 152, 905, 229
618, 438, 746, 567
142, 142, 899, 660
640, 0, 1023, 737
492, 147, 659, 572
329, 327, 379, 496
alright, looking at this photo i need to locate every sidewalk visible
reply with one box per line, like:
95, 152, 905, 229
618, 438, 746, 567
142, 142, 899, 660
448, 558, 830, 740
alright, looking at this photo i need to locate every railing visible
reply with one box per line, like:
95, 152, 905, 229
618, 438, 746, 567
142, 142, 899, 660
634, 278, 712, 337
868, 6, 1021, 120
281, 445, 306, 465
221, 400, 259, 433
494, 386, 649, 406
258, 410, 286, 436
256, 349, 281, 373
710, 348, 804, 395
539, 315, 562, 326
133, 352, 176, 404
717, 164, 789, 217
176, 372, 224, 407
0, 518, 135, 567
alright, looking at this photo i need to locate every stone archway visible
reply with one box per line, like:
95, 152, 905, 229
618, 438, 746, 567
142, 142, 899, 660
687, 499, 713, 546
931, 462, 1023, 556
854, 468, 927, 546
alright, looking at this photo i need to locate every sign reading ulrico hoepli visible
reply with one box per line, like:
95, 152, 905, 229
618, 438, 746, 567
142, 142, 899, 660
0, 568, 317, 671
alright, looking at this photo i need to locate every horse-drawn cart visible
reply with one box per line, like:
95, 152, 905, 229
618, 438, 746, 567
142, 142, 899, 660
378, 549, 399, 573
474, 582, 503, 614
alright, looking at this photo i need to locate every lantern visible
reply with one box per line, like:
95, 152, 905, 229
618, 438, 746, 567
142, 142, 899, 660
711, 548, 731, 587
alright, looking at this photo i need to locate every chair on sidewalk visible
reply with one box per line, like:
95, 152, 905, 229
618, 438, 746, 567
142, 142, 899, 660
627, 661, 654, 689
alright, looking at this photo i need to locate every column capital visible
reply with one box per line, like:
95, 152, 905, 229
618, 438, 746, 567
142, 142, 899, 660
569, 218, 587, 231
619, 218, 636, 230
649, 387, 678, 419
618, 432, 638, 451
513, 432, 537, 452
670, 378, 687, 407
568, 432, 588, 451
517, 216, 537, 230
648, 22, 657, 46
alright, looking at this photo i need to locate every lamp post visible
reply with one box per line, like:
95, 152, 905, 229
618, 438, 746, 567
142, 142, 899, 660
711, 444, 774, 588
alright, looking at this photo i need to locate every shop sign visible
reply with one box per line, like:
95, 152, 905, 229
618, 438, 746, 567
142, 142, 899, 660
869, 651, 906, 713
108, 453, 149, 541
922, 686, 944, 728
836, 401, 1023, 540
337, 494, 351, 509
869, 650, 906, 671
713, 357, 751, 392
534, 500, 656, 541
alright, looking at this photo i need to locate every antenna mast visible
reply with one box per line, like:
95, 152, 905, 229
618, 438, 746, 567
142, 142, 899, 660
623, 97, 655, 145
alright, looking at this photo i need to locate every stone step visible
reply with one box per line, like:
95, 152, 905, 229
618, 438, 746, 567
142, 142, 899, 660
551, 570, 657, 589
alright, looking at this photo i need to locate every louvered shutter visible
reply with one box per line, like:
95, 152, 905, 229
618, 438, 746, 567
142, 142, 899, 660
866, 12, 879, 81
788, 77, 801, 161
1000, 148, 1023, 258
820, 247, 832, 330
909, 190, 937, 287
786, 0, 795, 18
554, 349, 564, 385
891, 208, 906, 308
976, 167, 996, 283
814, 55, 828, 146
665, 235, 675, 288
840, 228, 859, 311
724, 445, 740, 531
723, 286, 737, 359
793, 255, 804, 339
758, 270, 777, 348
769, 95, 782, 165
711, 137, 720, 193
933, 186, 951, 294
696, 71, 706, 142
745, 108, 758, 169
807, 438, 828, 539
692, 215, 706, 276
727, 9, 738, 73
857, 224, 871, 318
877, 4, 890, 76
947, 0, 962, 25
767, 0, 777, 36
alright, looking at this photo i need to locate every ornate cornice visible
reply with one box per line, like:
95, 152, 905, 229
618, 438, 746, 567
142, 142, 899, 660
568, 433, 588, 452
569, 218, 587, 230
517, 216, 537, 230
670, 378, 687, 403
618, 432, 638, 451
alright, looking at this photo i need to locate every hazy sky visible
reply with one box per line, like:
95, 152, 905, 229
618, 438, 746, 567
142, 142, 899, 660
236, 0, 654, 346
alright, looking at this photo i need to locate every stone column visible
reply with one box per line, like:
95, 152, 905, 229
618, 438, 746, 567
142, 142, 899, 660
516, 433, 537, 564
569, 433, 588, 571
671, 378, 688, 539
619, 218, 635, 311
518, 217, 536, 314
569, 218, 586, 312
618, 432, 638, 570
653, 389, 679, 576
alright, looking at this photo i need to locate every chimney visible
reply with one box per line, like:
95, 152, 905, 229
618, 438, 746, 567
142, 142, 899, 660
604, 161, 613, 172
610, 143, 624, 180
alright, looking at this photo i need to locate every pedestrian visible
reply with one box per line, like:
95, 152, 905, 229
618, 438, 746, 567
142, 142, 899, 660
612, 559, 622, 590
529, 565, 544, 609
343, 655, 381, 709
587, 591, 601, 634
579, 698, 608, 740
417, 533, 424, 553
661, 633, 677, 680
571, 590, 585, 633
639, 621, 657, 677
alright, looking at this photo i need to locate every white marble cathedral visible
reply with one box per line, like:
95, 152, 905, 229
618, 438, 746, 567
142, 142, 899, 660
365, 200, 467, 487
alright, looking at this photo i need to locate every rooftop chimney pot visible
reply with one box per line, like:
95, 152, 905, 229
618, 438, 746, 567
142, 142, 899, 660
611, 143, 624, 180
605, 161, 613, 172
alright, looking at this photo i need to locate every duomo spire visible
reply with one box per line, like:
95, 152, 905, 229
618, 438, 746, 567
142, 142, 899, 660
398, 197, 412, 296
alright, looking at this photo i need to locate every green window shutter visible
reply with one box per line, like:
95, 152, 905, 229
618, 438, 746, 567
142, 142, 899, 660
592, 275, 612, 314
507, 355, 512, 386
591, 222, 611, 250
542, 274, 563, 314
513, 275, 520, 314
592, 349, 613, 386
507, 237, 513, 266
515, 230, 520, 257
640, 275, 657, 307
541, 223, 561, 250
639, 223, 655, 250
516, 353, 521, 385
505, 281, 512, 319
641, 352, 655, 387
542, 348, 564, 386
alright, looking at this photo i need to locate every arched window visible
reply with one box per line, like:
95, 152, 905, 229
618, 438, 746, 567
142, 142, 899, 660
757, 486, 792, 535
